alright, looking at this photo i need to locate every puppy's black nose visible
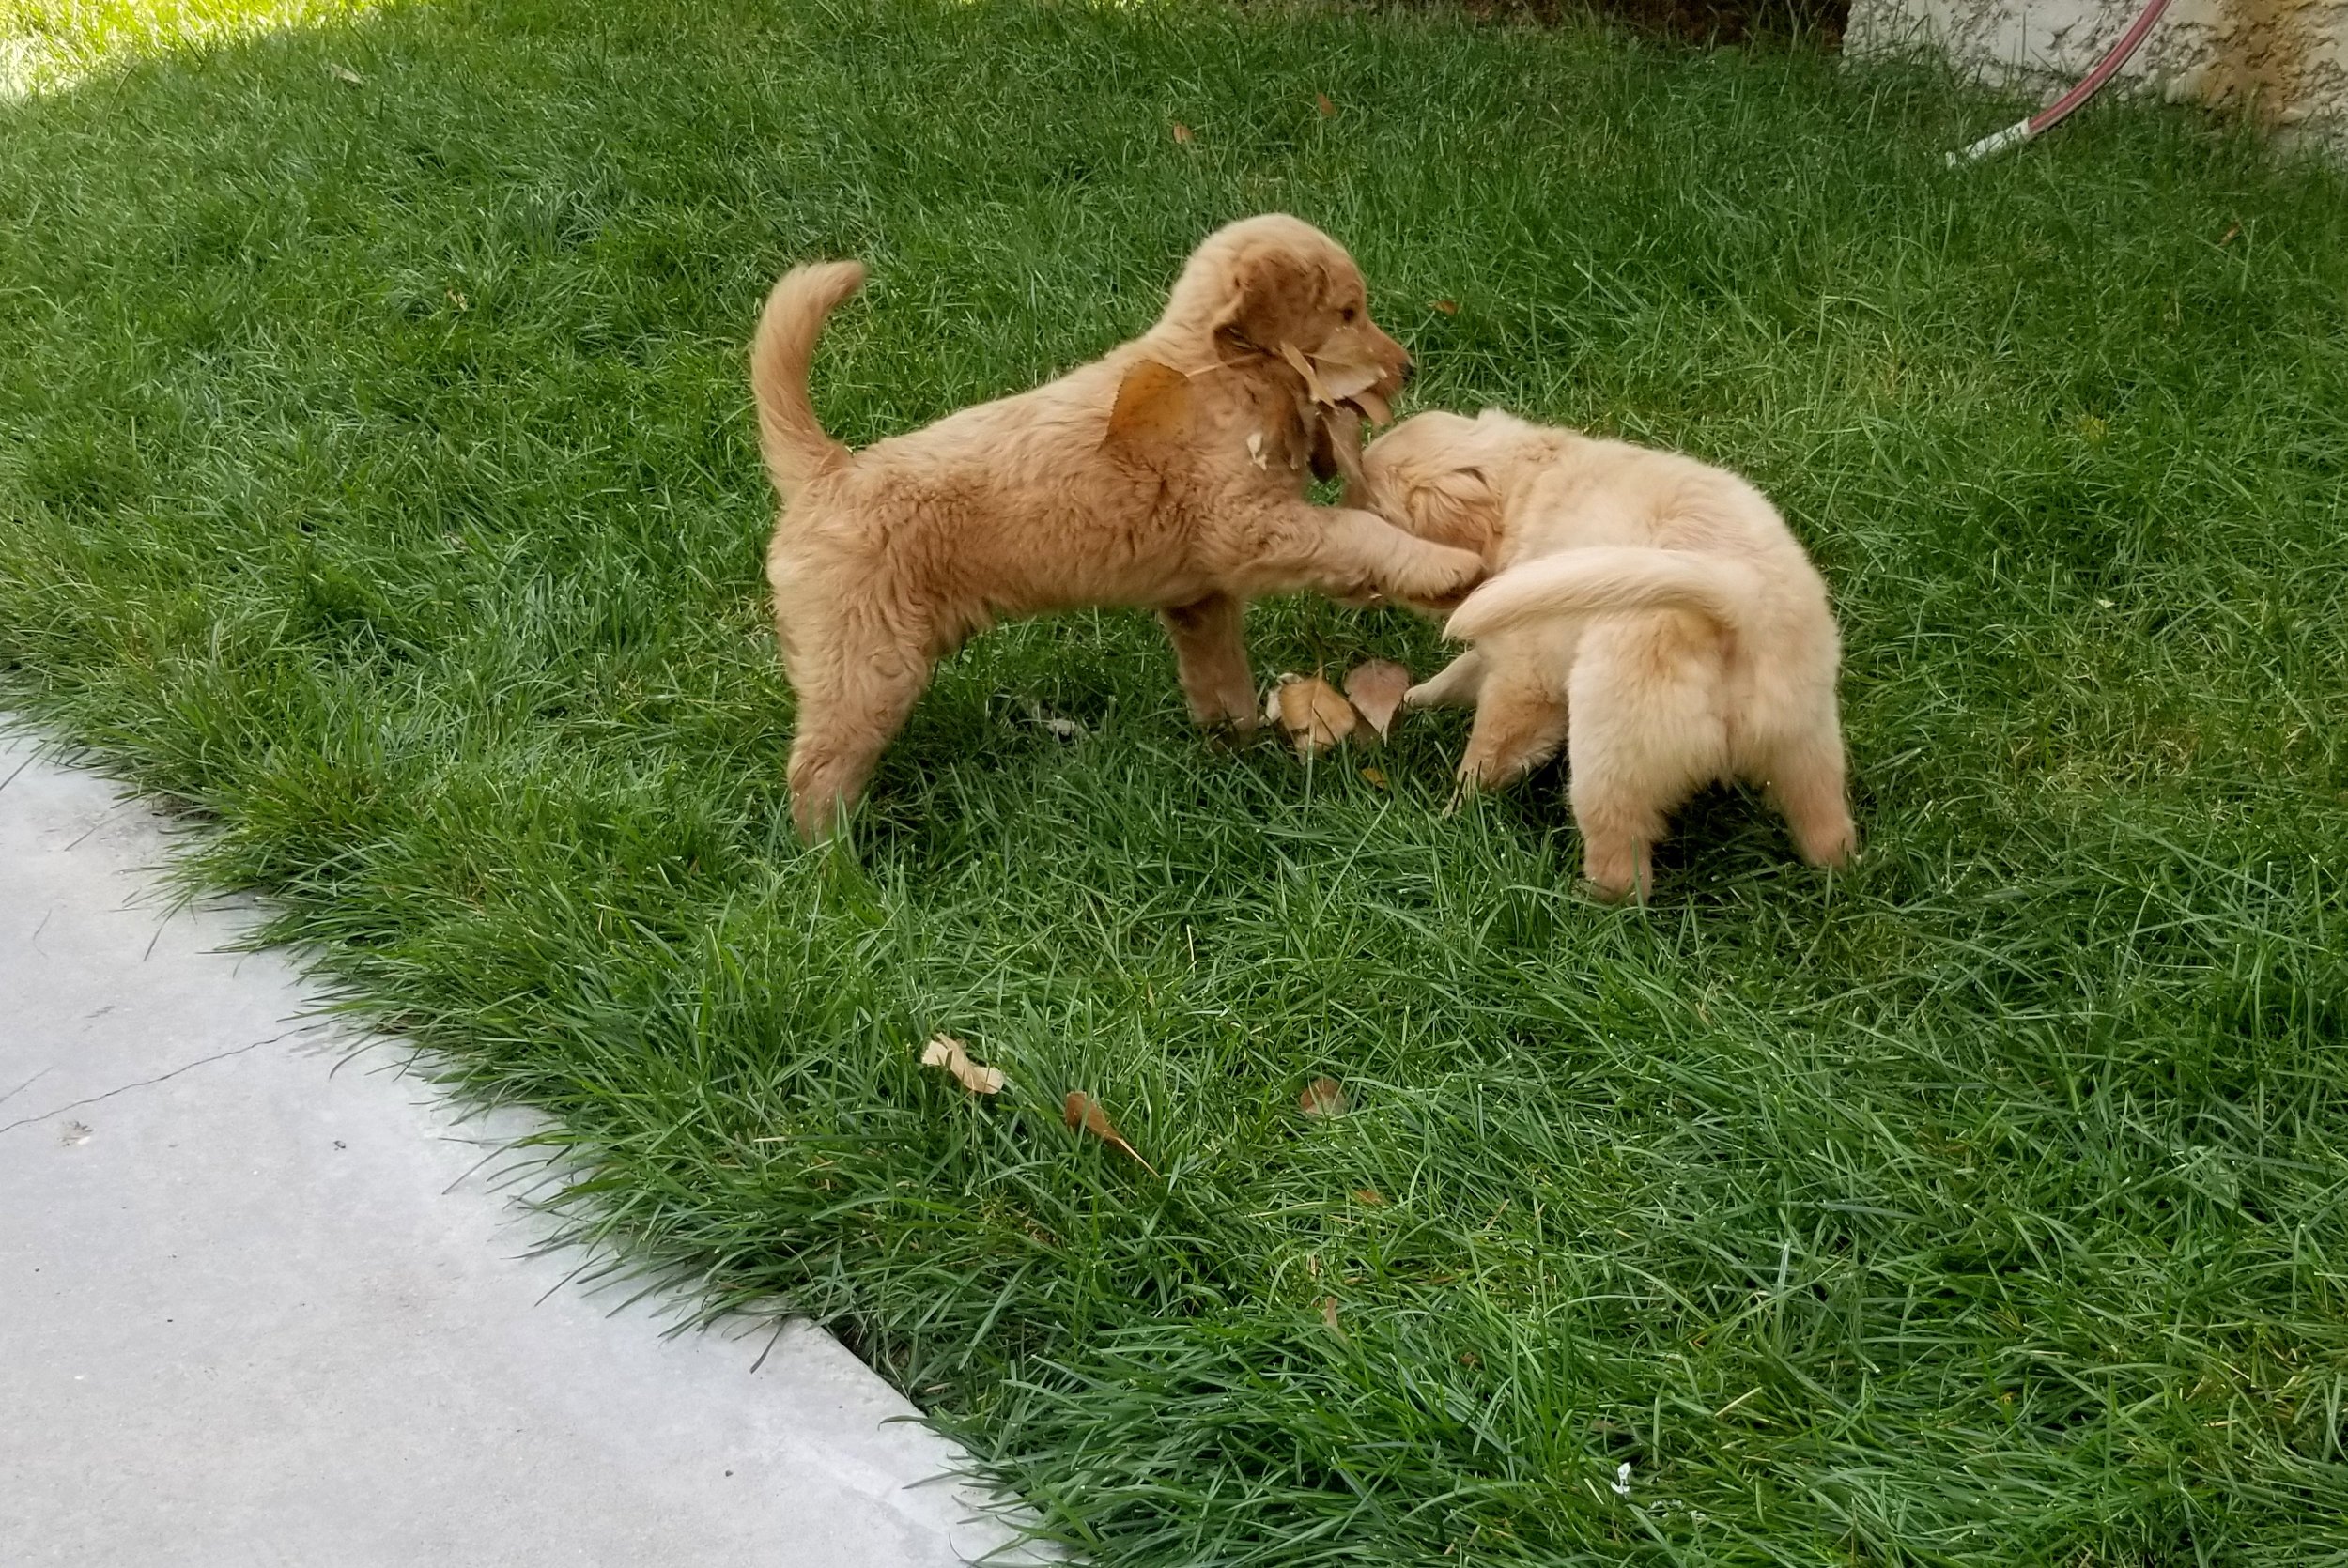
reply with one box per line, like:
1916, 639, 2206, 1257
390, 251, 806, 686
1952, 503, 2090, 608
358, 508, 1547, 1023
1398, 356, 1415, 387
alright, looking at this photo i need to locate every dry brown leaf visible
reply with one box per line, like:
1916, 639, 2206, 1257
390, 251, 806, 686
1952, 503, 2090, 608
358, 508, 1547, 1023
1104, 359, 1193, 451
1170, 121, 1195, 144
1278, 343, 1390, 425
1274, 677, 1356, 756
1313, 359, 1386, 403
1315, 92, 1337, 117
1263, 672, 1302, 727
1063, 1090, 1159, 1176
1299, 1076, 1349, 1117
920, 1035, 1004, 1095
1343, 660, 1412, 741
1359, 765, 1388, 789
1352, 1187, 1386, 1206
1277, 341, 1329, 403
1430, 298, 1459, 315
1321, 1297, 1346, 1337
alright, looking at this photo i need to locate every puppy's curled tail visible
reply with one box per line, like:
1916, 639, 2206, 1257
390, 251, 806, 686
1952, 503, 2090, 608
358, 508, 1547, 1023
749, 260, 866, 500
1445, 547, 1759, 643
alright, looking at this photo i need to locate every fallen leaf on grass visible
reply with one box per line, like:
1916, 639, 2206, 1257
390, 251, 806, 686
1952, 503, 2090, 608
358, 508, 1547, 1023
1270, 676, 1356, 755
1343, 660, 1411, 740
1064, 1091, 1159, 1176
1359, 765, 1388, 789
328, 63, 363, 85
1352, 1187, 1386, 1206
1315, 92, 1337, 117
1299, 1076, 1348, 1117
1170, 121, 1195, 144
920, 1035, 1004, 1095
1321, 1297, 1347, 1338
1430, 298, 1459, 315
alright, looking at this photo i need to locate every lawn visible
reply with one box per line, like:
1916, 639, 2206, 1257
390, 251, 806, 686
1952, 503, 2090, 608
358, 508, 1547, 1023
5, 0, 2348, 1560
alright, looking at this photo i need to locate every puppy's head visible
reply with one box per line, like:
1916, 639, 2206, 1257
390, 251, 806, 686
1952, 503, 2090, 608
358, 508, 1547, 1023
1163, 215, 1411, 398
1360, 407, 1536, 561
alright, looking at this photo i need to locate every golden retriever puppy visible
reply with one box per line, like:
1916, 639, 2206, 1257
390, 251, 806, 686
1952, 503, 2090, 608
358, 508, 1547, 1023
1359, 408, 1855, 899
750, 214, 1484, 838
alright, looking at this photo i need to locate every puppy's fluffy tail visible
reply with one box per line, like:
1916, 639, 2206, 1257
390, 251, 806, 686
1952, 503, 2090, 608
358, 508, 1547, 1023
1445, 547, 1759, 643
749, 260, 866, 500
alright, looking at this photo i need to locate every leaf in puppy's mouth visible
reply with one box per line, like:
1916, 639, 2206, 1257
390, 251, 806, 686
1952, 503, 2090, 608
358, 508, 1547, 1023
1278, 342, 1391, 425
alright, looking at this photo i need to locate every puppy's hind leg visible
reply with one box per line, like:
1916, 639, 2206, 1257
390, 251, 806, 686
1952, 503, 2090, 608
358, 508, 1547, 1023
1766, 724, 1857, 869
788, 635, 934, 840
1159, 592, 1259, 730
1455, 662, 1570, 794
1567, 634, 1720, 903
1405, 649, 1485, 711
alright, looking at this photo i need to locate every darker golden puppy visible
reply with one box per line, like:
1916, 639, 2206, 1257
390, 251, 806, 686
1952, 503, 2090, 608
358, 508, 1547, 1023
751, 215, 1482, 837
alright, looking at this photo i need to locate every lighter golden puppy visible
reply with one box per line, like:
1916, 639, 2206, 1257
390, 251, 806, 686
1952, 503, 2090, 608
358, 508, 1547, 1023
751, 215, 1484, 838
1359, 408, 1855, 899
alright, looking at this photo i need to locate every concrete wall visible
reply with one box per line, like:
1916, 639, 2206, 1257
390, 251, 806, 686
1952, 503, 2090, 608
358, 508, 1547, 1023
1846, 0, 2348, 152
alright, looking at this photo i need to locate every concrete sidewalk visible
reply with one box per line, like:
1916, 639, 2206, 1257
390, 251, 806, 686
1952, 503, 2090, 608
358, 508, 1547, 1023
0, 730, 1019, 1567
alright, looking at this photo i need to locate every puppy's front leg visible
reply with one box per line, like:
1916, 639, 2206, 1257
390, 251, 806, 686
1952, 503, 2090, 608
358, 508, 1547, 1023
1237, 505, 1486, 608
1405, 650, 1486, 710
1159, 592, 1259, 730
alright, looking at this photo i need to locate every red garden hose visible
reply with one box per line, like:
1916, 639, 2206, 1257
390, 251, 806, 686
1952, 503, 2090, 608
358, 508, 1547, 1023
1948, 0, 2176, 162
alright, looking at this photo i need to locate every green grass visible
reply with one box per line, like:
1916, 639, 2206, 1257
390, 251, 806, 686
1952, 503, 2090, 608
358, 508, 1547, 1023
6, 0, 2348, 1560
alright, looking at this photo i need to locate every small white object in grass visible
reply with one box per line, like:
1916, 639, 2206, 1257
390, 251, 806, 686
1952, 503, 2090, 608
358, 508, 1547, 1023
2097, 597, 2114, 608
328, 62, 363, 86
1024, 700, 1084, 741
1947, 118, 2031, 165
1611, 1461, 1631, 1497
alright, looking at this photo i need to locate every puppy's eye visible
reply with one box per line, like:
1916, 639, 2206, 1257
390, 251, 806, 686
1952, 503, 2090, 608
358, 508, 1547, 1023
1340, 305, 1359, 322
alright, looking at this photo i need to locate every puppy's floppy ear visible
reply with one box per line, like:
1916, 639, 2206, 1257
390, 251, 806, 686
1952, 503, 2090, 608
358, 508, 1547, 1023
1104, 359, 1195, 455
1215, 251, 1330, 360
1405, 465, 1499, 552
